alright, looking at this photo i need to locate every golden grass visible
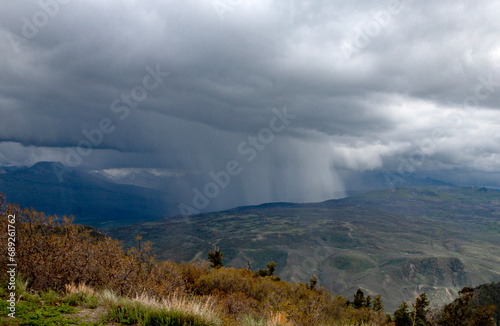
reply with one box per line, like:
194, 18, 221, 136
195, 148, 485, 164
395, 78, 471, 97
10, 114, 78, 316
65, 282, 96, 296
268, 311, 294, 325
98, 289, 119, 306
64, 284, 221, 325
133, 292, 220, 323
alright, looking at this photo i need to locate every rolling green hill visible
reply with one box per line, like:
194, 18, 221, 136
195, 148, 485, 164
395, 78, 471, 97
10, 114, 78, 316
107, 186, 500, 311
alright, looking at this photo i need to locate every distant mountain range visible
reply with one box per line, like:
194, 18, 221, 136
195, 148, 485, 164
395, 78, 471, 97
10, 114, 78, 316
0, 162, 175, 227
108, 186, 500, 312
0, 161, 457, 227
99, 166, 455, 194
340, 169, 455, 193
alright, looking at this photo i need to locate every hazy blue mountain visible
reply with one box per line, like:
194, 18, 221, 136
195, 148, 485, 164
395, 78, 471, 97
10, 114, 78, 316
94, 167, 458, 214
340, 170, 455, 193
0, 162, 174, 227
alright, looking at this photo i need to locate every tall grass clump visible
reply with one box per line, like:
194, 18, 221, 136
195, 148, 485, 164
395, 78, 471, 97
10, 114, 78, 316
106, 294, 221, 326
64, 282, 99, 308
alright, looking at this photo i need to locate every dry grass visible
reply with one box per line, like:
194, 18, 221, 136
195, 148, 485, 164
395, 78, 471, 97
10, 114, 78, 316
65, 282, 97, 296
133, 292, 221, 323
268, 311, 294, 325
67, 283, 218, 320
99, 289, 120, 306
64, 284, 222, 325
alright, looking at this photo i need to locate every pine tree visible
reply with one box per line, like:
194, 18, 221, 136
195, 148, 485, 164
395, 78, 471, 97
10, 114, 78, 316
353, 288, 366, 309
267, 261, 276, 276
365, 295, 372, 309
255, 261, 277, 278
372, 294, 384, 312
207, 248, 223, 269
394, 301, 412, 326
413, 293, 430, 326
307, 275, 318, 291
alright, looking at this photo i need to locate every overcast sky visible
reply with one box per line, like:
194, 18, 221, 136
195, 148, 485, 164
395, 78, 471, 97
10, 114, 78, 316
1, 0, 500, 211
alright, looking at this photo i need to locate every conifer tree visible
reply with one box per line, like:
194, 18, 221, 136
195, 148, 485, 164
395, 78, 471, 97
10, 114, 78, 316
266, 261, 276, 276
372, 295, 384, 312
307, 275, 318, 291
353, 288, 366, 309
365, 295, 372, 309
413, 293, 430, 326
394, 301, 412, 326
207, 248, 223, 269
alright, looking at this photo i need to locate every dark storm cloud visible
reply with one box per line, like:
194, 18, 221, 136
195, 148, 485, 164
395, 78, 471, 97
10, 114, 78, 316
1, 0, 500, 207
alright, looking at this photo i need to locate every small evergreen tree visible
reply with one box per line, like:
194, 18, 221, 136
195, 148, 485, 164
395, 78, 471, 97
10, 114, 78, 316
413, 293, 430, 326
353, 288, 366, 309
207, 248, 223, 269
267, 261, 276, 276
372, 294, 384, 312
255, 261, 278, 278
365, 295, 372, 309
394, 301, 412, 326
307, 275, 318, 291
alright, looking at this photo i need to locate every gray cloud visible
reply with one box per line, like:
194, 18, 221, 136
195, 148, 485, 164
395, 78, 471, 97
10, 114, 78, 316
1, 0, 500, 210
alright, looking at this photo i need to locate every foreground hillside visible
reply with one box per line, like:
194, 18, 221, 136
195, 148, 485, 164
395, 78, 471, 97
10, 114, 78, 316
108, 186, 500, 311
1, 194, 498, 325
0, 195, 388, 325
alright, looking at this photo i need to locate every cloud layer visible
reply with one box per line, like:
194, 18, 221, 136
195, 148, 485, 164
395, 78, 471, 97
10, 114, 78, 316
1, 0, 500, 211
